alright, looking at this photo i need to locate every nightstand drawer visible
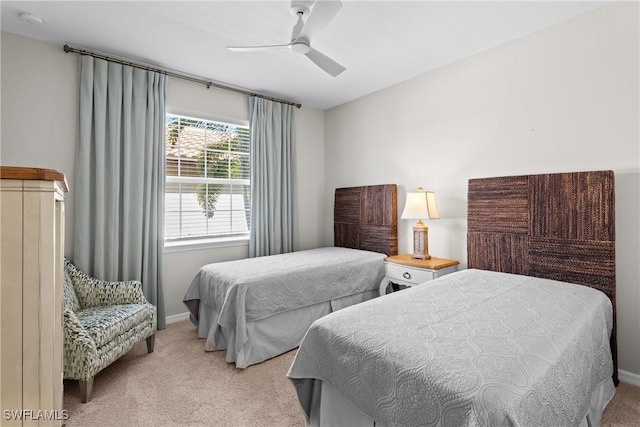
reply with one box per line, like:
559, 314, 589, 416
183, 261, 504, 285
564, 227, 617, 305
385, 263, 435, 284
379, 255, 460, 296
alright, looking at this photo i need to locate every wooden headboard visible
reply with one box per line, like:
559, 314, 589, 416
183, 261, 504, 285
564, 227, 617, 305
467, 170, 617, 384
334, 184, 398, 256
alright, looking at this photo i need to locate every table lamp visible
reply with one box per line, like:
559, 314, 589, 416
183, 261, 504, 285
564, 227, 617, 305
401, 187, 439, 259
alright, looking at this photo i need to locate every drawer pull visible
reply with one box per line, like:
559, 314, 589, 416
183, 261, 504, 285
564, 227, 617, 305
403, 272, 412, 280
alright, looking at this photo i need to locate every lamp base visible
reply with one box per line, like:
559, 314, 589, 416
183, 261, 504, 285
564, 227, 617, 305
411, 225, 431, 259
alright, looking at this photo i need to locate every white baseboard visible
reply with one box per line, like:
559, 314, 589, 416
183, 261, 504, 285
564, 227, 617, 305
619, 369, 640, 387
165, 312, 190, 325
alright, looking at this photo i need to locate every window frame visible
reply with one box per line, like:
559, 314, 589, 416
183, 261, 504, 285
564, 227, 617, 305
164, 109, 251, 250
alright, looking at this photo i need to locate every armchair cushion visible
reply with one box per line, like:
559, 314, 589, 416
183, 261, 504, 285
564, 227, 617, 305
75, 304, 155, 348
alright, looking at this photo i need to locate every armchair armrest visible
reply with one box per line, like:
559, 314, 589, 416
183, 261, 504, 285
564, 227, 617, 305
63, 308, 100, 381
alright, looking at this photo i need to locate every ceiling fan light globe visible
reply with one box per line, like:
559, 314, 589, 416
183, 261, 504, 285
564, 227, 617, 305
290, 41, 311, 54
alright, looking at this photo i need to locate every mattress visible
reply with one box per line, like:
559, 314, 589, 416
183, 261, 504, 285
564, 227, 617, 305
287, 269, 615, 426
183, 246, 386, 368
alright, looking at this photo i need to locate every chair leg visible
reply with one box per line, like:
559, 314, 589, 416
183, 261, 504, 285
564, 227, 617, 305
79, 377, 94, 403
146, 334, 155, 353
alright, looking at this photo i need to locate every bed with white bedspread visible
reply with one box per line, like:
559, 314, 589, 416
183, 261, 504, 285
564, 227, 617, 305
287, 269, 615, 426
184, 247, 386, 368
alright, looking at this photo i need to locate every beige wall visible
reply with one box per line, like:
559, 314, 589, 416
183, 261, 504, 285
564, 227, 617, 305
1, 32, 79, 246
324, 2, 639, 377
0, 32, 326, 320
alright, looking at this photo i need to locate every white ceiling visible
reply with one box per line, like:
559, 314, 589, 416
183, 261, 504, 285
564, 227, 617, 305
1, 1, 612, 110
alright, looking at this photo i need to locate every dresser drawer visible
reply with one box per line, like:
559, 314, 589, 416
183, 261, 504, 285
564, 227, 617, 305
385, 263, 435, 284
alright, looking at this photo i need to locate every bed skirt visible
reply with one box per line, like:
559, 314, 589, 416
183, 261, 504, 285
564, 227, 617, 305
193, 289, 378, 368
307, 377, 616, 427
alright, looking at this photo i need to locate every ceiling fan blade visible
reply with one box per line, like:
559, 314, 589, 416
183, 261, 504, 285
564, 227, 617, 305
227, 43, 291, 52
304, 47, 345, 77
299, 0, 342, 40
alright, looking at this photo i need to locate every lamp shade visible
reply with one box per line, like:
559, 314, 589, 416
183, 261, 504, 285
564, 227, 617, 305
401, 188, 440, 220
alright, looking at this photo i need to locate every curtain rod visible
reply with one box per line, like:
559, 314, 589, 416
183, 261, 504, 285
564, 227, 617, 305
63, 44, 302, 109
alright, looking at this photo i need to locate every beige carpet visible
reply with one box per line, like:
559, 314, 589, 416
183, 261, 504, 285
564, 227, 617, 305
64, 320, 640, 426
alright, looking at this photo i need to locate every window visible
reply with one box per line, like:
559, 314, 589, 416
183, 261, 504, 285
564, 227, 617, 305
165, 113, 250, 242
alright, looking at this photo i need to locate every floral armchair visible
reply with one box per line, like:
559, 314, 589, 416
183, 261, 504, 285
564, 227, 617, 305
63, 258, 156, 403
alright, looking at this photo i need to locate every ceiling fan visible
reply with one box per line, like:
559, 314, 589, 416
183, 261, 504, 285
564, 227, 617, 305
226, 0, 345, 77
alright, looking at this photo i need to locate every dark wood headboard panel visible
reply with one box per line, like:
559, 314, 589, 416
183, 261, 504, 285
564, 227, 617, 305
467, 170, 617, 384
334, 184, 398, 256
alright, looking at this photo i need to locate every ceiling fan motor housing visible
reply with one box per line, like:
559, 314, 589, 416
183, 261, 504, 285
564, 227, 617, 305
290, 40, 311, 54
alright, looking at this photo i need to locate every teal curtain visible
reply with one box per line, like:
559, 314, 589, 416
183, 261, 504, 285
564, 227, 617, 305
249, 97, 296, 257
74, 56, 166, 329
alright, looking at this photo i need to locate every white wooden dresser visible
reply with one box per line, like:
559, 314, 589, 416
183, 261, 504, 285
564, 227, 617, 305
1, 166, 67, 426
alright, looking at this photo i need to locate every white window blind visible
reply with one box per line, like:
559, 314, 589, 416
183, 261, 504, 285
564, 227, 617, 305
165, 114, 250, 241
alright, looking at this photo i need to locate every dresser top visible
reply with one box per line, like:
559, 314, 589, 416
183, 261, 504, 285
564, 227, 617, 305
0, 166, 68, 192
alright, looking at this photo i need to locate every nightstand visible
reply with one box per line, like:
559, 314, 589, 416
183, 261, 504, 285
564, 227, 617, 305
379, 254, 459, 295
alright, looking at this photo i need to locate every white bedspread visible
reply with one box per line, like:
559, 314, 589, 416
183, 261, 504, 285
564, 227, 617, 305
287, 269, 614, 426
183, 247, 386, 357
